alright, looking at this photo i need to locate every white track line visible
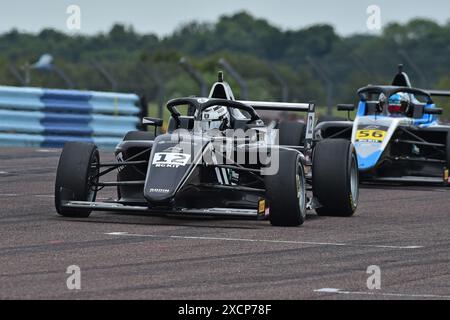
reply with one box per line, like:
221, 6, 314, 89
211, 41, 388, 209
314, 288, 450, 299
105, 232, 423, 249
0, 194, 110, 200
0, 194, 55, 198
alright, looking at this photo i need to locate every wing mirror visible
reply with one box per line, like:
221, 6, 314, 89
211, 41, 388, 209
142, 117, 163, 135
142, 117, 163, 127
424, 108, 443, 115
337, 104, 355, 112
337, 104, 355, 121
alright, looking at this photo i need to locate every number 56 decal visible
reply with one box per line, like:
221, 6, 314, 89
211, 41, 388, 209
152, 153, 191, 167
356, 129, 386, 143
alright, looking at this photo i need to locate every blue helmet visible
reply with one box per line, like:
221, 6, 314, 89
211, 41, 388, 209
388, 93, 411, 115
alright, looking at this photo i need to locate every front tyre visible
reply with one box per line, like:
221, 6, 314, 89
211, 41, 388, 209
266, 150, 307, 227
313, 139, 359, 217
55, 142, 100, 218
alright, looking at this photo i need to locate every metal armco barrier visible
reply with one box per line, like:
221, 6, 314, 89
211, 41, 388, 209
0, 86, 140, 149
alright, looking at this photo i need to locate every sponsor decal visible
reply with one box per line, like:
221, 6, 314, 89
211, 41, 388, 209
356, 129, 386, 143
116, 152, 125, 172
164, 147, 184, 153
265, 207, 270, 218
363, 125, 381, 130
258, 199, 266, 215
149, 188, 170, 193
197, 98, 209, 104
152, 152, 190, 168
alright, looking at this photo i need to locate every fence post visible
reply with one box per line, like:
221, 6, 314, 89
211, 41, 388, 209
306, 56, 334, 116
218, 58, 248, 100
268, 63, 289, 102
398, 50, 428, 88
90, 60, 118, 91
179, 57, 207, 115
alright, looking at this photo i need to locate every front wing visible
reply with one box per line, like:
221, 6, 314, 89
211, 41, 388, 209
361, 175, 449, 186
61, 200, 268, 220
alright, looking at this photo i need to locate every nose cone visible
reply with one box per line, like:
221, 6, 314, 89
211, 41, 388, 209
354, 142, 383, 171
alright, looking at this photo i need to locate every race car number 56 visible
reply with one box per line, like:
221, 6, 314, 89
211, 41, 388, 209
356, 129, 386, 142
152, 152, 190, 167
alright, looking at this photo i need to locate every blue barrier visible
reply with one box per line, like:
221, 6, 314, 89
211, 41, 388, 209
0, 86, 141, 149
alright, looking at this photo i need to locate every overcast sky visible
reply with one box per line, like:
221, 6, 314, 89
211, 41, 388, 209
1, 0, 450, 36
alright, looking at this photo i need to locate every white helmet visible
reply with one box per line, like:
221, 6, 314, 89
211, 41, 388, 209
200, 105, 230, 131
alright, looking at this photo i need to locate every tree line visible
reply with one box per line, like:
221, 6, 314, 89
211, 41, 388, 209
1, 12, 450, 118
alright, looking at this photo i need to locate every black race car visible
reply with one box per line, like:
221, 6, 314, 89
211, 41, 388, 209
55, 73, 359, 227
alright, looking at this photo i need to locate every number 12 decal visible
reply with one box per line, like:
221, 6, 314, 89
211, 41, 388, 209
152, 153, 191, 167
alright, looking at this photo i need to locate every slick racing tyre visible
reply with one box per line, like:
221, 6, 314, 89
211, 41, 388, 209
313, 139, 359, 217
265, 150, 307, 226
55, 142, 100, 218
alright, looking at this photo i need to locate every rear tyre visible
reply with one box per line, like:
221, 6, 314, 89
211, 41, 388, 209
278, 122, 306, 146
55, 142, 99, 218
266, 150, 307, 227
313, 139, 359, 217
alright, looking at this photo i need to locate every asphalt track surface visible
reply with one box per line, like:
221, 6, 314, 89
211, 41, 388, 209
0, 147, 449, 300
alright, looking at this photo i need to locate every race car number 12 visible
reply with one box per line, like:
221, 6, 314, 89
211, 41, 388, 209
356, 129, 386, 142
152, 153, 190, 167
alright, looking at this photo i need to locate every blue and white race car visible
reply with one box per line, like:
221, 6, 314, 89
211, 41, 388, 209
316, 66, 450, 186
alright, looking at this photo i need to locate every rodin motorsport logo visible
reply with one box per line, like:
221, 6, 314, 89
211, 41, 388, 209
157, 127, 281, 176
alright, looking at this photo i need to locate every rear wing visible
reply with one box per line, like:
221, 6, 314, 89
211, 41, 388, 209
238, 100, 316, 149
208, 74, 316, 149
428, 90, 450, 98
238, 100, 313, 112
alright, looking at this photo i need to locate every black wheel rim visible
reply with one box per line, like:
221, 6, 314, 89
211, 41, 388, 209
350, 154, 359, 206
87, 152, 100, 202
296, 161, 306, 219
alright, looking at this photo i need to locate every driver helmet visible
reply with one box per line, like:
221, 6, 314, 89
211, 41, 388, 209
388, 93, 411, 115
200, 105, 230, 131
